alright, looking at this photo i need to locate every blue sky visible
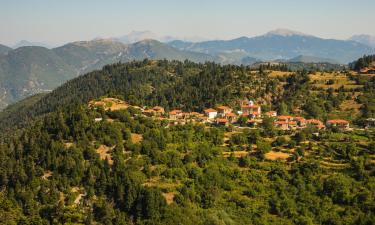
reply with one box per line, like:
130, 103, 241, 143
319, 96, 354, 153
1, 0, 374, 46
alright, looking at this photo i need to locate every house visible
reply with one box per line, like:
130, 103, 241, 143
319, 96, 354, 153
204, 108, 218, 119
225, 112, 237, 123
274, 121, 289, 130
241, 101, 261, 116
217, 106, 232, 116
277, 115, 293, 123
169, 109, 183, 120
293, 117, 306, 127
326, 119, 349, 130
265, 111, 277, 117
152, 106, 165, 116
306, 119, 325, 130
288, 121, 298, 130
216, 118, 229, 126
249, 111, 260, 119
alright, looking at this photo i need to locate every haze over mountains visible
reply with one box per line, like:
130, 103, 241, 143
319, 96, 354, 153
0, 29, 374, 110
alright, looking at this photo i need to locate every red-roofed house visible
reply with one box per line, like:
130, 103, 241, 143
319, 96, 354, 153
274, 120, 289, 130
326, 120, 349, 130
265, 111, 277, 117
216, 118, 229, 126
204, 108, 218, 119
152, 106, 165, 116
225, 112, 237, 123
217, 106, 232, 116
241, 101, 261, 116
277, 115, 293, 122
306, 119, 325, 130
293, 117, 306, 127
169, 109, 183, 120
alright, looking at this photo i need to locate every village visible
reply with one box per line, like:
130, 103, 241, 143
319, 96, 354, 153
90, 98, 354, 131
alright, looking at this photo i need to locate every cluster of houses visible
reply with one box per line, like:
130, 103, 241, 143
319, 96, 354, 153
273, 116, 350, 130
136, 101, 351, 131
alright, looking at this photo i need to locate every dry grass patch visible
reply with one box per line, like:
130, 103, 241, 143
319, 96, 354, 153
268, 71, 294, 78
96, 145, 113, 165
162, 192, 175, 205
71, 187, 86, 205
340, 100, 362, 112
64, 142, 74, 148
42, 171, 53, 180
265, 151, 290, 161
89, 97, 129, 111
143, 177, 181, 189
222, 151, 249, 158
131, 133, 143, 144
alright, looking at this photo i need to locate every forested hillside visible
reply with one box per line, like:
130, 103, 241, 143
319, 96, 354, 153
0, 60, 374, 224
0, 40, 214, 109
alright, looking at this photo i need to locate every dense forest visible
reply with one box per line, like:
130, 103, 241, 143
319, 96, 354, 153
0, 60, 374, 224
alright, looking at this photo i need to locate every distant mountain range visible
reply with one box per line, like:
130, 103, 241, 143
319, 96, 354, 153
0, 29, 374, 110
168, 29, 374, 64
12, 40, 53, 49
349, 34, 375, 48
114, 30, 208, 44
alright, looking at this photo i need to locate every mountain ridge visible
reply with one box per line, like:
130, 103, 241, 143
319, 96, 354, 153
0, 39, 215, 109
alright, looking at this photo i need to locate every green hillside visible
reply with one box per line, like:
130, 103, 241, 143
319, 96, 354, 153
0, 60, 374, 224
0, 40, 216, 110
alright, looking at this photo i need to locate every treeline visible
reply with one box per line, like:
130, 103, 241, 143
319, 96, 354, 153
350, 55, 375, 70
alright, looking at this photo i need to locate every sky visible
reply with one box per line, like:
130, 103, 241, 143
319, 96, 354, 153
1, 0, 374, 46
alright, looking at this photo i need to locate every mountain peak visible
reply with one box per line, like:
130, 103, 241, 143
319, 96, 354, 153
265, 28, 310, 37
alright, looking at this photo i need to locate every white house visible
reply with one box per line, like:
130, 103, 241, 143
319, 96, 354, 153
204, 108, 218, 119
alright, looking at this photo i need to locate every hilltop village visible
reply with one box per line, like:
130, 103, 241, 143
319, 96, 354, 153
90, 98, 352, 131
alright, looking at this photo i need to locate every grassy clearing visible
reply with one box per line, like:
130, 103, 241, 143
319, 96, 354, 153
96, 145, 113, 165
265, 151, 290, 161
131, 133, 143, 144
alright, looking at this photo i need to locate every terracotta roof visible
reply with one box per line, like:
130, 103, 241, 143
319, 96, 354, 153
275, 121, 288, 125
225, 113, 236, 117
265, 111, 277, 116
306, 119, 323, 125
170, 109, 182, 115
251, 111, 259, 115
277, 115, 293, 120
327, 119, 349, 125
288, 121, 297, 125
204, 108, 217, 113
217, 118, 228, 123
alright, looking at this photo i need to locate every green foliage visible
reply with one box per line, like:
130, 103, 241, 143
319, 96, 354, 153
0, 60, 374, 224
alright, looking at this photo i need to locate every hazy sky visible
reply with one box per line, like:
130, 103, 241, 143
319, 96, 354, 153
1, 0, 374, 46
